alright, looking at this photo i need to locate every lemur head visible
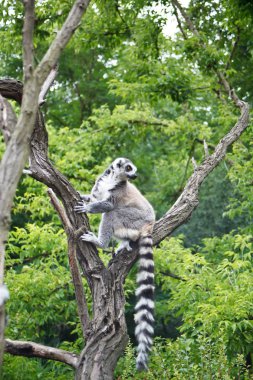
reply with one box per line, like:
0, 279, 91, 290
110, 158, 137, 181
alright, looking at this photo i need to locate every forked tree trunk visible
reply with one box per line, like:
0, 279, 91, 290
75, 271, 129, 380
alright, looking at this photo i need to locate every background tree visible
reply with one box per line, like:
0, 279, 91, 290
0, 0, 252, 379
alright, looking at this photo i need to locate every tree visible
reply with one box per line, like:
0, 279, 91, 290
0, 1, 251, 379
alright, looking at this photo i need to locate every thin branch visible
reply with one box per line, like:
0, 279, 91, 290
35, 0, 91, 87
48, 188, 72, 232
171, 0, 243, 109
153, 101, 249, 245
203, 139, 209, 157
160, 271, 186, 281
225, 28, 240, 71
47, 189, 90, 339
179, 140, 196, 191
5, 252, 51, 270
22, 0, 35, 80
5, 339, 79, 368
171, 0, 200, 38
191, 156, 198, 170
172, 2, 188, 39
38, 64, 58, 105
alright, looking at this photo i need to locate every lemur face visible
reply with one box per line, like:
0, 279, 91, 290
111, 158, 137, 181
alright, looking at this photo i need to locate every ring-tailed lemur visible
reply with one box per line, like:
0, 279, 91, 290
75, 158, 155, 371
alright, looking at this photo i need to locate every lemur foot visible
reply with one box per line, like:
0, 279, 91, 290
74, 201, 89, 213
115, 240, 132, 255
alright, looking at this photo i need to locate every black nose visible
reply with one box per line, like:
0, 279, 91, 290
128, 173, 137, 180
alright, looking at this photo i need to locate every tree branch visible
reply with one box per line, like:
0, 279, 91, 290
38, 64, 58, 105
171, 0, 243, 109
153, 101, 249, 244
22, 0, 35, 81
35, 0, 91, 87
47, 189, 90, 339
160, 271, 186, 281
225, 27, 240, 71
171, 2, 188, 39
5, 339, 79, 368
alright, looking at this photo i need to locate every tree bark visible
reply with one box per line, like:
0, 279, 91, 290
76, 274, 128, 380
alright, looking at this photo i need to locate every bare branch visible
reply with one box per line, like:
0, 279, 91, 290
171, 0, 200, 38
47, 189, 91, 339
153, 101, 249, 245
38, 65, 58, 105
48, 188, 72, 232
225, 28, 240, 71
5, 339, 79, 368
203, 139, 209, 157
35, 0, 91, 87
22, 0, 35, 80
171, 2, 188, 39
171, 0, 243, 109
160, 271, 186, 281
191, 156, 198, 170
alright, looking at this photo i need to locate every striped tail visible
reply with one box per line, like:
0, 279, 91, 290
134, 234, 155, 371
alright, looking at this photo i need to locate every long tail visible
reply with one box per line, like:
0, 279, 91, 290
134, 234, 155, 371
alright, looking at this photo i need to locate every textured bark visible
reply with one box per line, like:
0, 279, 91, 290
5, 339, 79, 368
47, 188, 90, 340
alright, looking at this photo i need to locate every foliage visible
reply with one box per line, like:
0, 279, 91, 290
115, 336, 252, 380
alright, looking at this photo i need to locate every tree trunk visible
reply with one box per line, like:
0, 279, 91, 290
75, 271, 129, 380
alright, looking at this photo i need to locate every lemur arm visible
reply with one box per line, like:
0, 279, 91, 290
75, 199, 114, 214
80, 213, 113, 249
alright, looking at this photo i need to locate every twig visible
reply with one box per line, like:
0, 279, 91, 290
47, 189, 90, 339
203, 139, 209, 157
161, 271, 186, 281
38, 65, 58, 105
171, 0, 244, 110
191, 156, 198, 170
225, 28, 240, 71
5, 339, 79, 368
48, 188, 72, 232
153, 101, 249, 245
172, 2, 188, 39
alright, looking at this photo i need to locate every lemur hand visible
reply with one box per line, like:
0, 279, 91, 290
74, 201, 89, 213
80, 231, 97, 243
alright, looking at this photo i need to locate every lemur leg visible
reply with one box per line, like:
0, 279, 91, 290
75, 199, 114, 214
116, 240, 132, 255
81, 214, 113, 249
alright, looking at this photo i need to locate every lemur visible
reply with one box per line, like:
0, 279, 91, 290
75, 157, 155, 371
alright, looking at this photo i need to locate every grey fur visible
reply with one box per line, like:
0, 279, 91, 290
75, 158, 155, 370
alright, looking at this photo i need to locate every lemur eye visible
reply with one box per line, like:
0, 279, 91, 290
125, 165, 132, 172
